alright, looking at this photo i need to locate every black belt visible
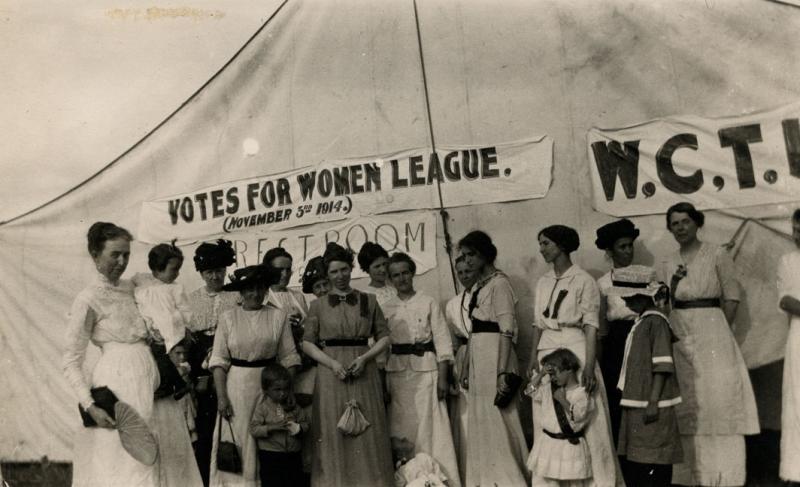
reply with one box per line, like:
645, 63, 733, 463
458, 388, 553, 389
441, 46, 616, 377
320, 338, 369, 347
392, 341, 435, 356
455, 335, 469, 346
471, 319, 500, 334
230, 357, 275, 368
543, 428, 584, 441
673, 298, 721, 309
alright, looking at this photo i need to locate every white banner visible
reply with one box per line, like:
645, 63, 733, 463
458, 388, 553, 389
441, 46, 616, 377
588, 101, 800, 216
217, 211, 437, 286
138, 137, 552, 244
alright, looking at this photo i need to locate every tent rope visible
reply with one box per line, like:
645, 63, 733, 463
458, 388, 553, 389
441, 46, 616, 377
0, 0, 291, 227
412, 0, 459, 293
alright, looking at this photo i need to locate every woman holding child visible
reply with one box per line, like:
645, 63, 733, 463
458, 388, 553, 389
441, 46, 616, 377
301, 242, 394, 487
529, 224, 622, 487
208, 264, 301, 487
63, 222, 160, 486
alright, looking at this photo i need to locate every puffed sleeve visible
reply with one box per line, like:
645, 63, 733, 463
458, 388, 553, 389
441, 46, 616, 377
276, 311, 301, 369
371, 296, 390, 340
568, 389, 595, 431
172, 283, 193, 328
429, 298, 454, 363
62, 293, 96, 409
302, 299, 321, 344
578, 274, 600, 329
715, 246, 741, 302
491, 276, 517, 335
208, 311, 233, 372
650, 317, 676, 374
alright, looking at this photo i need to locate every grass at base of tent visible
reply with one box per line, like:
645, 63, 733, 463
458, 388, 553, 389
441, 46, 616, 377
0, 430, 786, 486
0, 461, 70, 487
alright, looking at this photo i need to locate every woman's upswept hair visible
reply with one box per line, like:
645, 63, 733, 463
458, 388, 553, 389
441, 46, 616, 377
666, 202, 705, 229
458, 230, 497, 264
87, 222, 133, 257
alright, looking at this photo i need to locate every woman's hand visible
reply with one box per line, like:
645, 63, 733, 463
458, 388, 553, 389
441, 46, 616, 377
347, 356, 367, 378
581, 367, 596, 394
218, 394, 234, 419
436, 372, 448, 401
87, 404, 116, 429
644, 401, 660, 424
329, 360, 348, 381
496, 373, 510, 395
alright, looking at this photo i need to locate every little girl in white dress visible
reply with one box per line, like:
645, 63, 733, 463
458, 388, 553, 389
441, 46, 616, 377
527, 348, 595, 487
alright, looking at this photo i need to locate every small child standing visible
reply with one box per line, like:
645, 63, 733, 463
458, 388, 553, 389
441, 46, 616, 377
249, 363, 309, 487
132, 241, 192, 399
526, 348, 594, 486
609, 269, 683, 487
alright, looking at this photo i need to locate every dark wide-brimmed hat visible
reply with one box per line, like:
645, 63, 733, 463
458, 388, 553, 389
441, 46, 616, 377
301, 256, 327, 294
595, 219, 640, 250
221, 264, 279, 292
194, 239, 236, 272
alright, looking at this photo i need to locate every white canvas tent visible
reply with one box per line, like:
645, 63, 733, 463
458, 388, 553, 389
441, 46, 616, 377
1, 0, 799, 462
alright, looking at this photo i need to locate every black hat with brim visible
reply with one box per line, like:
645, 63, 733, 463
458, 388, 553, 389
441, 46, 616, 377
221, 264, 278, 292
595, 219, 640, 250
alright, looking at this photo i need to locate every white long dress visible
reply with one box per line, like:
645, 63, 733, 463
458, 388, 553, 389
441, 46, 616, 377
464, 271, 529, 487
383, 292, 460, 487
208, 305, 300, 487
662, 243, 759, 486
778, 250, 800, 481
63, 273, 159, 487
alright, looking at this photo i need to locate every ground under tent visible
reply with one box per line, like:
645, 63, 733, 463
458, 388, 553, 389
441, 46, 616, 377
1, 0, 799, 484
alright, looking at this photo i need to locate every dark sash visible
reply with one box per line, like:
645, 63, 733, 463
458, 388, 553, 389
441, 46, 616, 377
551, 382, 583, 445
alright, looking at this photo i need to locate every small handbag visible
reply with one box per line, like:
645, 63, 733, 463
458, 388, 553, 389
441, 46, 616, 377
493, 372, 523, 409
216, 415, 242, 474
78, 386, 118, 427
337, 399, 370, 436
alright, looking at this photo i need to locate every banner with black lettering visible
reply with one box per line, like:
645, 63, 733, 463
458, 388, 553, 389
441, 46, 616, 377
219, 211, 436, 285
588, 102, 800, 216
137, 137, 552, 243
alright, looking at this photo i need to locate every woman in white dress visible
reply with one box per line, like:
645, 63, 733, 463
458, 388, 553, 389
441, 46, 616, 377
778, 208, 800, 483
63, 222, 159, 486
458, 230, 529, 487
529, 224, 622, 487
382, 252, 460, 487
662, 202, 758, 486
209, 265, 301, 487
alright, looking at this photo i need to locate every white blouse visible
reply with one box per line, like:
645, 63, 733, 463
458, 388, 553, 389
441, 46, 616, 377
533, 265, 600, 350
265, 288, 309, 317
382, 292, 454, 372
63, 273, 150, 408
208, 305, 300, 372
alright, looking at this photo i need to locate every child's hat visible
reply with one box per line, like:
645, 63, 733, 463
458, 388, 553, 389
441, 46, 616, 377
606, 265, 661, 297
